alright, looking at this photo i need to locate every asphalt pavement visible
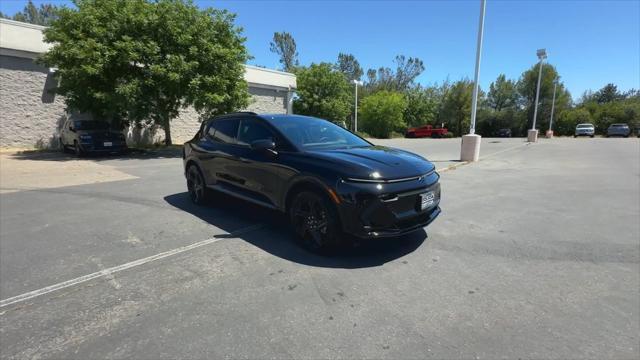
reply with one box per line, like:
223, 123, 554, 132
0, 137, 638, 359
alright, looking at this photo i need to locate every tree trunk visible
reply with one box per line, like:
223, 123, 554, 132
163, 120, 172, 145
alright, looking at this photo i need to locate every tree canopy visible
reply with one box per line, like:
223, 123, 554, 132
39, 0, 249, 144
0, 0, 60, 26
360, 91, 407, 138
335, 53, 363, 82
292, 63, 352, 123
270, 32, 299, 72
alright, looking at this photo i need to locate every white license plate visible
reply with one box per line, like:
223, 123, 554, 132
420, 191, 435, 210
103, 142, 112, 147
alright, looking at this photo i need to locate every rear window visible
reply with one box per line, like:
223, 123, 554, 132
610, 124, 628, 128
209, 119, 239, 144
74, 120, 110, 130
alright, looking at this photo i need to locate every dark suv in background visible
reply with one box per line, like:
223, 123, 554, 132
182, 113, 441, 253
59, 119, 127, 156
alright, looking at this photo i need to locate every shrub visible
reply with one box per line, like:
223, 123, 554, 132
360, 91, 407, 138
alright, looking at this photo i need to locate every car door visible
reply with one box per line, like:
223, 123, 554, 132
191, 118, 241, 187
228, 118, 290, 207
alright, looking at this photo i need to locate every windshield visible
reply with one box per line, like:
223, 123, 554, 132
266, 116, 371, 150
610, 124, 628, 128
74, 120, 110, 130
577, 124, 593, 128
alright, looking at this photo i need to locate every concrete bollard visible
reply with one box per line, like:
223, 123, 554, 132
527, 129, 539, 142
546, 130, 554, 138
460, 134, 481, 162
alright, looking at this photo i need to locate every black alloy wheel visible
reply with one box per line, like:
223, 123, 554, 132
290, 191, 340, 253
186, 165, 207, 205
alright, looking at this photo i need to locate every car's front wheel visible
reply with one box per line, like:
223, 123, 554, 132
186, 165, 208, 205
73, 140, 84, 157
290, 191, 341, 254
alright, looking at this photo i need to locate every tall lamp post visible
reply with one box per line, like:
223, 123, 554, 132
529, 48, 547, 142
546, 80, 557, 138
352, 80, 363, 132
460, 0, 486, 162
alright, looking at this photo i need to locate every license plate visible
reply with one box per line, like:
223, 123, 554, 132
103, 142, 112, 147
420, 191, 435, 210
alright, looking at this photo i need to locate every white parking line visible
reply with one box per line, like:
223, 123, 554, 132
0, 224, 264, 309
436, 142, 528, 172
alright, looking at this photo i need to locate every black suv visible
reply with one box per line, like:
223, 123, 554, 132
183, 113, 441, 252
59, 119, 127, 156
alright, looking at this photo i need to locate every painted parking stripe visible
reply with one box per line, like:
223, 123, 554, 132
0, 224, 264, 309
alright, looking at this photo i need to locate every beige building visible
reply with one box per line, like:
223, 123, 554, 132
0, 18, 296, 148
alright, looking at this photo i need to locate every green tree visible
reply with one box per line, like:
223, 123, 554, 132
595, 83, 623, 104
293, 63, 352, 122
40, 0, 249, 145
270, 32, 299, 72
486, 74, 518, 111
440, 79, 475, 136
360, 91, 407, 138
403, 85, 438, 128
555, 108, 592, 136
366, 55, 425, 92
1, 0, 60, 26
517, 63, 571, 132
335, 52, 363, 81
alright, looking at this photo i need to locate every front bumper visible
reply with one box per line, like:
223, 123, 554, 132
575, 131, 594, 136
335, 174, 441, 239
79, 139, 127, 153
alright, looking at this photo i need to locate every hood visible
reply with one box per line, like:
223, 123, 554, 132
306, 146, 435, 179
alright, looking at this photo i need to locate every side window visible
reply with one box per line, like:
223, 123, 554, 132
237, 120, 274, 146
209, 119, 239, 144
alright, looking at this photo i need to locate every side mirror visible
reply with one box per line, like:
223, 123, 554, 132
250, 139, 277, 155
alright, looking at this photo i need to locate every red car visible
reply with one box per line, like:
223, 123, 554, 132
405, 125, 449, 138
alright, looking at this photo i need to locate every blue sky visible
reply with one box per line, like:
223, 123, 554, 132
2, 0, 639, 99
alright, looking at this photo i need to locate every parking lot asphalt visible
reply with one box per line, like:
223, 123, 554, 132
0, 137, 638, 359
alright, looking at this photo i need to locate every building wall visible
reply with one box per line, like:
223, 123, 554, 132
0, 55, 290, 148
0, 55, 67, 149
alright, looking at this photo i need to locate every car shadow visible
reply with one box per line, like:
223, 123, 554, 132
164, 191, 427, 269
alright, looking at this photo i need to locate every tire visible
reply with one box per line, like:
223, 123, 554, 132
590, 135, 594, 138
186, 165, 209, 205
73, 140, 84, 157
289, 191, 341, 254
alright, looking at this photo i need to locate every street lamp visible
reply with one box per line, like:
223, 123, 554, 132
546, 79, 558, 138
460, 0, 486, 162
529, 48, 547, 142
352, 79, 363, 132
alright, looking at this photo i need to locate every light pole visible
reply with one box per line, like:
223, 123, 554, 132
546, 80, 557, 138
352, 80, 363, 132
529, 48, 547, 142
460, 0, 486, 162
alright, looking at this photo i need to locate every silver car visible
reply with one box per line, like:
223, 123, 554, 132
575, 123, 595, 138
606, 123, 631, 137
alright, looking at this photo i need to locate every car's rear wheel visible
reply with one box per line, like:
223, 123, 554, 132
289, 191, 341, 254
186, 165, 208, 205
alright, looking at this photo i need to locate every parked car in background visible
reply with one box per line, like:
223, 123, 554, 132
636, 126, 640, 138
60, 119, 128, 156
183, 113, 441, 253
497, 128, 512, 137
606, 123, 631, 137
574, 123, 595, 138
405, 124, 449, 138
